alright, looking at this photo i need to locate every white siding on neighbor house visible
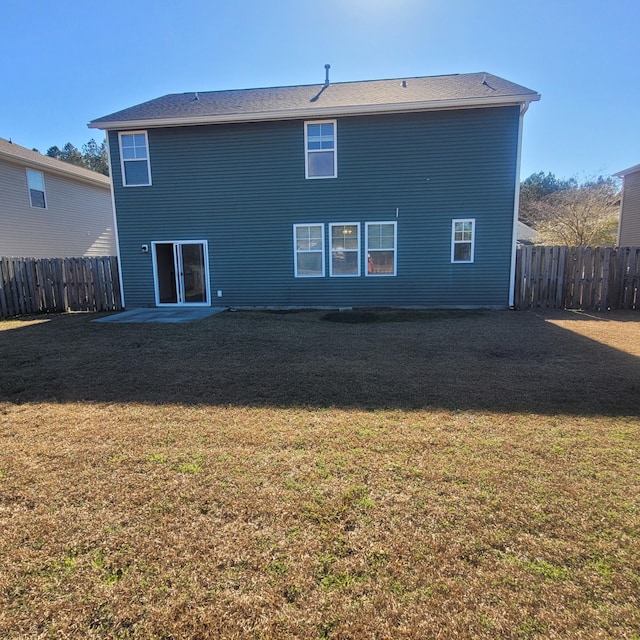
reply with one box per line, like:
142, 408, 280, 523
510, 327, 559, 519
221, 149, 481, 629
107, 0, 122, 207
0, 158, 115, 258
618, 170, 640, 246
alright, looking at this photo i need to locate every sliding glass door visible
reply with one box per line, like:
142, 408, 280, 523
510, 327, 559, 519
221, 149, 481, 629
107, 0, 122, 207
152, 241, 210, 306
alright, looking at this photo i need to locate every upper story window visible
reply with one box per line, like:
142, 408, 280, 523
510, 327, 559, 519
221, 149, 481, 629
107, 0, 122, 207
330, 223, 360, 276
366, 222, 397, 276
26, 169, 47, 208
305, 120, 337, 179
119, 131, 151, 186
451, 219, 475, 263
293, 224, 325, 277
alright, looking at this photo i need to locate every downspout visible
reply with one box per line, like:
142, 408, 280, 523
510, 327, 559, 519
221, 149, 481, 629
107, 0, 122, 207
104, 133, 126, 309
508, 101, 529, 308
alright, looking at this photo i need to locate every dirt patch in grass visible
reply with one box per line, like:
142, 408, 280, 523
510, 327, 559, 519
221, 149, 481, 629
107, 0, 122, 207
0, 309, 639, 637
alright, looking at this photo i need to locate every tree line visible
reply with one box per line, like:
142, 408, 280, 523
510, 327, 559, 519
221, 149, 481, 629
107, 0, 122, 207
42, 139, 109, 176
519, 172, 620, 246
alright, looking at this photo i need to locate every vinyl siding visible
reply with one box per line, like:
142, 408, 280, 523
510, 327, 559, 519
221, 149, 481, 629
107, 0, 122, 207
618, 170, 640, 246
110, 106, 520, 308
0, 158, 115, 258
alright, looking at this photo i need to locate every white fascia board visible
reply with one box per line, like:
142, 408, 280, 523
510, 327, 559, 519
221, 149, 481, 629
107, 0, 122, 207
0, 150, 110, 189
88, 93, 541, 131
614, 163, 640, 178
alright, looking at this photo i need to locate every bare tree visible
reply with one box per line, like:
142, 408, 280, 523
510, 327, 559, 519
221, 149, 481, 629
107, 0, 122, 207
520, 174, 620, 246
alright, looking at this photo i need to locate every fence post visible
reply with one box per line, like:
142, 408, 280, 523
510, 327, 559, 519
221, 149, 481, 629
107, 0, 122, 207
514, 245, 524, 308
601, 248, 611, 311
627, 248, 640, 309
0, 258, 10, 317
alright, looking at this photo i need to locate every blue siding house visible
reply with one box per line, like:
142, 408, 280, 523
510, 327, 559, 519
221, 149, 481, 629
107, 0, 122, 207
89, 71, 539, 309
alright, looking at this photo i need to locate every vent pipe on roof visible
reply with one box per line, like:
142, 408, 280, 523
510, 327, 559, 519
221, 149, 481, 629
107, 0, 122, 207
324, 64, 331, 86
481, 74, 496, 91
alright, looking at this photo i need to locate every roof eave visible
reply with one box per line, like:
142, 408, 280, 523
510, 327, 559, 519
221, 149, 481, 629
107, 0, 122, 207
614, 163, 640, 178
89, 93, 541, 131
0, 149, 111, 188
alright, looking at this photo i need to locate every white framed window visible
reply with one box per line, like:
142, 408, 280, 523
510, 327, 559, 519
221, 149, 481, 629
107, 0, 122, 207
294, 224, 325, 277
26, 169, 46, 208
305, 120, 337, 179
451, 219, 475, 263
330, 223, 360, 276
119, 131, 151, 186
366, 222, 397, 276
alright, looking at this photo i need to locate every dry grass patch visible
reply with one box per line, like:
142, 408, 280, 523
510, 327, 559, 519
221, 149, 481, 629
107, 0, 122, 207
321, 308, 483, 323
0, 309, 639, 638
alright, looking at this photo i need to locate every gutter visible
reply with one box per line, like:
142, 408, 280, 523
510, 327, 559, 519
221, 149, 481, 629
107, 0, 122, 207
508, 102, 528, 308
89, 94, 540, 131
614, 163, 640, 178
104, 135, 126, 310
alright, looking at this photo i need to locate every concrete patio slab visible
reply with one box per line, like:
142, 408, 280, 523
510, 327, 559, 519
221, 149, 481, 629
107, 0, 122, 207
93, 307, 227, 323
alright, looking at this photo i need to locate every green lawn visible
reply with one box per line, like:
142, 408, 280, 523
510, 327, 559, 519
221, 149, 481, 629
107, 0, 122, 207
0, 309, 638, 638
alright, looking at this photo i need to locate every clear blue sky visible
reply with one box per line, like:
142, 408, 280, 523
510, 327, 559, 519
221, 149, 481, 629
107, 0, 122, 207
2, 0, 638, 180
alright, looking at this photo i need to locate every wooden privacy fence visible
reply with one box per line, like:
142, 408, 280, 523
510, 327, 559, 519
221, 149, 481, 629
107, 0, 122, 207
0, 256, 122, 319
515, 246, 640, 311
2, 250, 638, 318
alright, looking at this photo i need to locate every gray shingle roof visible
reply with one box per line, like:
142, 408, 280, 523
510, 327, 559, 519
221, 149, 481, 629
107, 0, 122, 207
89, 72, 539, 130
0, 138, 110, 187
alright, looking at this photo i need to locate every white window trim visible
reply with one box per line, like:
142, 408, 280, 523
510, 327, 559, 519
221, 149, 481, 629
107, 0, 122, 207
119, 130, 152, 187
451, 218, 476, 263
329, 222, 360, 277
304, 119, 337, 179
365, 221, 397, 276
293, 223, 325, 277
26, 168, 47, 209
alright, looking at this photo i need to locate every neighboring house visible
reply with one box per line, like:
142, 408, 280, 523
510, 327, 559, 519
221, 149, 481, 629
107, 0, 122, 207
614, 164, 640, 246
89, 71, 539, 309
0, 138, 115, 258
517, 221, 538, 245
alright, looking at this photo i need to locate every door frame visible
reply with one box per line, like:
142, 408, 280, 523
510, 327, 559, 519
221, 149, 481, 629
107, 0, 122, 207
151, 240, 211, 307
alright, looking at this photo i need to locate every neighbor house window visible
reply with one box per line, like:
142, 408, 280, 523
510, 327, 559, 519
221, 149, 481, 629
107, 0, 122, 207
451, 219, 475, 263
305, 120, 336, 179
119, 131, 151, 186
26, 169, 46, 208
294, 224, 325, 277
330, 223, 360, 276
366, 222, 397, 276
